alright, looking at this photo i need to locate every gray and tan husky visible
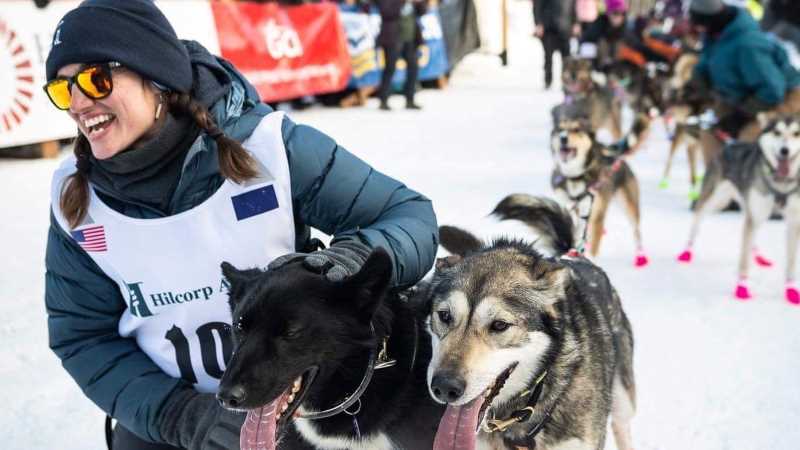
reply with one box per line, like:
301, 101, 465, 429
678, 114, 800, 305
424, 195, 636, 450
555, 57, 624, 141
548, 114, 650, 266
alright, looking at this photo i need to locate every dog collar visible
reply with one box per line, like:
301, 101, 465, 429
298, 316, 417, 422
482, 370, 549, 435
297, 324, 382, 421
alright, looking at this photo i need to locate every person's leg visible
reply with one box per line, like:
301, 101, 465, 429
113, 424, 181, 450
556, 31, 572, 87
378, 43, 400, 109
542, 30, 556, 89
403, 41, 420, 108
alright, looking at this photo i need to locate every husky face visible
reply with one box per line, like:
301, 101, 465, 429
758, 115, 800, 180
426, 242, 568, 424
562, 58, 593, 94
551, 119, 594, 177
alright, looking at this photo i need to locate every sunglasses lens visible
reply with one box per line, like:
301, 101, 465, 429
45, 79, 72, 110
77, 65, 113, 99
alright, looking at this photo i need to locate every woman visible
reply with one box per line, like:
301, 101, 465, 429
43, 1, 438, 449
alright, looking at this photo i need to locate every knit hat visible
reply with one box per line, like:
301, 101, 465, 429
45, 0, 192, 93
605, 0, 628, 13
689, 0, 725, 15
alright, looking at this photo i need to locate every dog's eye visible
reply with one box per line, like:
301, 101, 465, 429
437, 310, 452, 325
235, 318, 245, 334
489, 320, 511, 333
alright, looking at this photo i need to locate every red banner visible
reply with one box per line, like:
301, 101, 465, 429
211, 2, 351, 102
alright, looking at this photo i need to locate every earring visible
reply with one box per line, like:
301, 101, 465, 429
155, 94, 163, 121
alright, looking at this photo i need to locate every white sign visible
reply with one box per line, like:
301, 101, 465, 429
0, 0, 219, 150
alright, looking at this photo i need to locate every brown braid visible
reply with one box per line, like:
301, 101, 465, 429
59, 92, 259, 229
166, 92, 258, 183
60, 134, 93, 229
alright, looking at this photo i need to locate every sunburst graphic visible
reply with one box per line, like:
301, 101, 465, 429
0, 17, 34, 134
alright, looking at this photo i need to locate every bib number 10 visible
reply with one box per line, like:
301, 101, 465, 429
165, 322, 232, 383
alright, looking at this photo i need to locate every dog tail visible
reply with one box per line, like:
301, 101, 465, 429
491, 194, 575, 254
439, 225, 483, 256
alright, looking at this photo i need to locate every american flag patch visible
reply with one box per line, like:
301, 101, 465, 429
71, 225, 107, 252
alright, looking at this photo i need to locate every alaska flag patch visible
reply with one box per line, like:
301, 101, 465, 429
231, 185, 279, 221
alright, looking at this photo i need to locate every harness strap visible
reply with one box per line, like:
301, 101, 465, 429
483, 371, 553, 448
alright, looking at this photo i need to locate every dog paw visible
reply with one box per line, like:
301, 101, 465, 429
635, 252, 649, 268
677, 249, 692, 263
734, 283, 752, 300
786, 285, 800, 306
688, 188, 700, 201
658, 179, 669, 190
754, 254, 774, 268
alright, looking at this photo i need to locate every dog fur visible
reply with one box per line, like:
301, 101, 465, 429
217, 250, 444, 449
424, 196, 636, 450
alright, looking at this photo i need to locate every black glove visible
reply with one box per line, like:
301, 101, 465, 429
159, 388, 244, 450
717, 110, 753, 137
268, 239, 371, 282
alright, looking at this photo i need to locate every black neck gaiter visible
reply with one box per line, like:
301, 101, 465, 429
88, 112, 200, 214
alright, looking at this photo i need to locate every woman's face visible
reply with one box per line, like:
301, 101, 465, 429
57, 63, 160, 160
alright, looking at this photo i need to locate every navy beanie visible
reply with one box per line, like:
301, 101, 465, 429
45, 0, 192, 93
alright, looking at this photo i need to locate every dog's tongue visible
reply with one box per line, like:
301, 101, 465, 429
778, 158, 790, 179
433, 396, 483, 450
240, 398, 281, 450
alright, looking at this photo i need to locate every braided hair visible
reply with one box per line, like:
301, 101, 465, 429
59, 92, 258, 228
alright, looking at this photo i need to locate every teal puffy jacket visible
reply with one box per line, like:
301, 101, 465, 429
44, 43, 437, 442
694, 8, 800, 106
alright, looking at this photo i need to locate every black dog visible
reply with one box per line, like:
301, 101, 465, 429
217, 249, 443, 450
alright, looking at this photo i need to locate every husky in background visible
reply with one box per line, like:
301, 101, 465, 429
425, 195, 636, 450
678, 114, 800, 305
555, 57, 624, 141
548, 112, 650, 266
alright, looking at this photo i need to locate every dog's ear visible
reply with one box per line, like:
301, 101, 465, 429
342, 248, 394, 322
439, 225, 482, 257
756, 112, 774, 130
530, 259, 572, 306
220, 262, 261, 307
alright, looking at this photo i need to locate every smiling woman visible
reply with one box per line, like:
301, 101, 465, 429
42, 1, 438, 449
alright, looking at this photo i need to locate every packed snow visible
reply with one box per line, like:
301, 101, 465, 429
1, 4, 798, 449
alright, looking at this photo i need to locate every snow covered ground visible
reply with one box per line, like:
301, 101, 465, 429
2, 3, 799, 449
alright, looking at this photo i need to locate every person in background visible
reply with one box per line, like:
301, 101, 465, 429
534, 0, 579, 90
580, 0, 630, 71
687, 0, 800, 160
376, 0, 427, 111
576, 0, 599, 31
42, 1, 438, 449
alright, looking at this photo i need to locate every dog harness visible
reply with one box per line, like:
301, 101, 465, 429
50, 112, 296, 392
482, 370, 554, 449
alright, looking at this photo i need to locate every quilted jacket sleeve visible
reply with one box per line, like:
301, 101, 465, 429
45, 214, 187, 443
281, 115, 438, 289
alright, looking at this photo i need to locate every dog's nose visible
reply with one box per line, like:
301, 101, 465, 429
431, 372, 466, 403
560, 132, 568, 146
217, 385, 247, 409
781, 147, 790, 157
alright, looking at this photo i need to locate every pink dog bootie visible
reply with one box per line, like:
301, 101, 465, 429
786, 282, 800, 306
753, 248, 774, 268
635, 249, 649, 268
734, 278, 752, 301
677, 248, 692, 263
